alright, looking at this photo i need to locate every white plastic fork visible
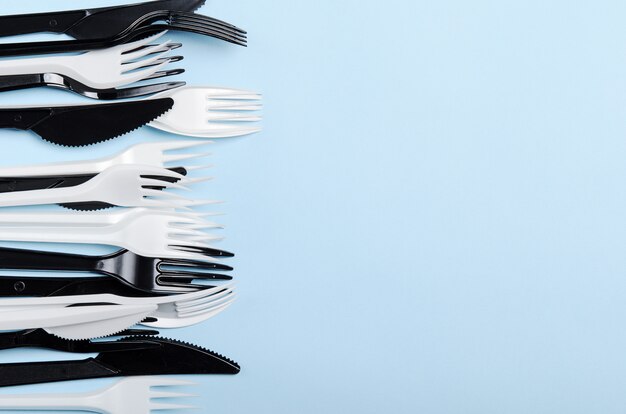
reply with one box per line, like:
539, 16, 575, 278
0, 32, 176, 89
0, 284, 236, 335
0, 209, 223, 260
149, 85, 263, 138
0, 377, 196, 413
0, 207, 219, 229
0, 164, 195, 208
0, 140, 212, 177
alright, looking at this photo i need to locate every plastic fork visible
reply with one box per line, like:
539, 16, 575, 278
0, 246, 233, 294
0, 283, 237, 331
0, 32, 182, 90
0, 11, 246, 56
0, 208, 223, 260
149, 85, 262, 138
0, 140, 211, 177
0, 376, 197, 413
0, 164, 198, 208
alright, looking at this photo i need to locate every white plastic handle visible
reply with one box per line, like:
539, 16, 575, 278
0, 304, 155, 330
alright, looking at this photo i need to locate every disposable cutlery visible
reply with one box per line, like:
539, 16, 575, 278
0, 87, 260, 144
0, 166, 187, 211
0, 98, 173, 146
0, 0, 205, 38
0, 139, 210, 177
0, 164, 196, 208
0, 33, 185, 99
0, 208, 224, 260
0, 327, 161, 353
0, 245, 233, 294
0, 376, 198, 413
0, 335, 239, 386
0, 1, 246, 56
150, 85, 263, 138
0, 284, 236, 336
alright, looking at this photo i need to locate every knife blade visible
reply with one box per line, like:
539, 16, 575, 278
0, 0, 206, 38
0, 337, 240, 386
0, 98, 174, 146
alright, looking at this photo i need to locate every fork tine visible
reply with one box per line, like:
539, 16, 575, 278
127, 56, 183, 73
141, 68, 185, 81
170, 12, 247, 34
131, 42, 182, 55
177, 294, 236, 316
142, 189, 191, 201
139, 166, 186, 179
206, 113, 262, 122
176, 285, 235, 306
151, 390, 197, 399
160, 272, 233, 282
120, 31, 168, 53
121, 41, 171, 62
207, 100, 262, 110
207, 92, 261, 100
140, 178, 188, 190
184, 125, 262, 138
180, 176, 213, 186
122, 48, 173, 71
159, 257, 233, 271
169, 17, 248, 42
169, 13, 247, 35
177, 296, 237, 317
164, 152, 211, 164
106, 81, 185, 99
164, 151, 212, 163
167, 240, 235, 260
119, 60, 171, 86
184, 164, 214, 172
171, 11, 246, 32
165, 23, 248, 47
149, 402, 196, 411
155, 139, 212, 152
168, 244, 234, 258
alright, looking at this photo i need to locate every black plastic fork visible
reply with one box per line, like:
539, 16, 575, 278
0, 11, 246, 56
0, 246, 234, 294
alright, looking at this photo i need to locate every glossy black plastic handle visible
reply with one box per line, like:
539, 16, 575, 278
0, 108, 52, 130
0, 275, 160, 298
0, 10, 86, 37
0, 358, 118, 386
0, 276, 94, 297
0, 74, 47, 93
0, 247, 98, 272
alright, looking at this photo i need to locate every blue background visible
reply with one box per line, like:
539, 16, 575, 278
0, 0, 624, 413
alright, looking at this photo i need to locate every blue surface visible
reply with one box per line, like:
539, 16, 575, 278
0, 0, 625, 413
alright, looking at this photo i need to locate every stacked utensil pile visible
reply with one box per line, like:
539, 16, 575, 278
0, 0, 258, 410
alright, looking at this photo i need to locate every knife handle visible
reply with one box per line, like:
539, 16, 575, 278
0, 10, 86, 37
0, 173, 94, 193
0, 108, 52, 131
0, 358, 118, 387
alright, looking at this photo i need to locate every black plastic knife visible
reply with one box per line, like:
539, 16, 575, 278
0, 337, 240, 386
0, 0, 206, 38
0, 98, 173, 147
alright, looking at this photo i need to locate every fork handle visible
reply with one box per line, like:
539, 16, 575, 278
0, 246, 100, 272
0, 392, 100, 411
0, 74, 45, 93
